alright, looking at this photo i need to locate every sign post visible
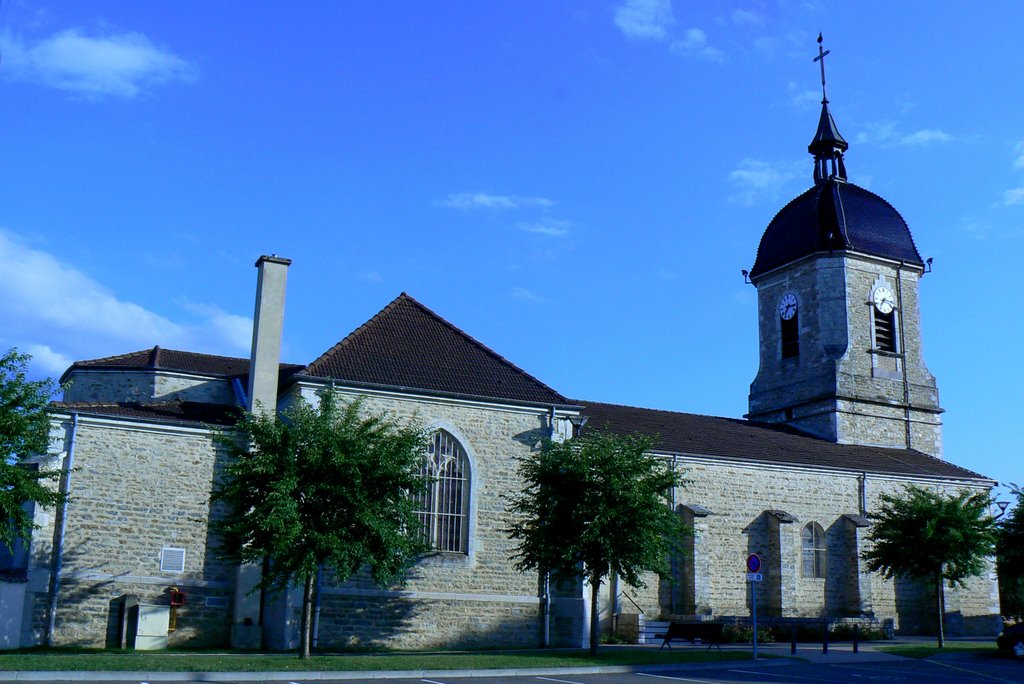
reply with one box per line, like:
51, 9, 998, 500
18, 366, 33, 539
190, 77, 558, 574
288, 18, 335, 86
746, 554, 762, 659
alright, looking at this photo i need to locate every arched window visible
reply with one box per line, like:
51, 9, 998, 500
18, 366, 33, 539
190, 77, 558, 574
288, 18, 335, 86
416, 430, 471, 553
801, 522, 826, 578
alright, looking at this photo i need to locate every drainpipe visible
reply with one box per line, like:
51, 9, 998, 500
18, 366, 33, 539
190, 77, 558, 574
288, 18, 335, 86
47, 412, 78, 646
895, 261, 911, 450
859, 472, 868, 515
543, 405, 557, 646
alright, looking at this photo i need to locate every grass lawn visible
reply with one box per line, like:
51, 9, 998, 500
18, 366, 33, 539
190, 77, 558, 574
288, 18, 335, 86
0, 647, 753, 672
878, 642, 998, 659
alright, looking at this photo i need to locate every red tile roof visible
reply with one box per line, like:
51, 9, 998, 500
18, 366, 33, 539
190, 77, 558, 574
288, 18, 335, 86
302, 293, 569, 406
62, 346, 303, 384
576, 399, 990, 481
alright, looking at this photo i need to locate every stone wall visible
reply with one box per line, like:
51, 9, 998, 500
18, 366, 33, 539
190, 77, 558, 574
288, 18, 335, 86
623, 458, 1000, 637
38, 415, 235, 647
63, 370, 235, 405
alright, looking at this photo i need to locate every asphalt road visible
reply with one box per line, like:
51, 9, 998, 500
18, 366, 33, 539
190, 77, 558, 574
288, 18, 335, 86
13, 652, 1021, 684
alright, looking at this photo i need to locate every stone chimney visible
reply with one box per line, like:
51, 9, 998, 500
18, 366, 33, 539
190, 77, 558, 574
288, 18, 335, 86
247, 255, 291, 415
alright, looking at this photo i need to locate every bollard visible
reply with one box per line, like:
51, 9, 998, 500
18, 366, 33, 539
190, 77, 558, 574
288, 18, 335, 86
822, 623, 829, 654
853, 624, 859, 654
791, 625, 797, 655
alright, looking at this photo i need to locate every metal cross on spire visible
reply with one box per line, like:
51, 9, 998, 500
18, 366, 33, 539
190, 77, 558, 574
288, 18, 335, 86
813, 32, 830, 104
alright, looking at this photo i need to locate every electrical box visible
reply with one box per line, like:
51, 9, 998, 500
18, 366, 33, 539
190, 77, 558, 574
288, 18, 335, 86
126, 604, 170, 650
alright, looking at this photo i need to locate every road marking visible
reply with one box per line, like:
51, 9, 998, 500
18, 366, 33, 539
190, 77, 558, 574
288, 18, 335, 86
536, 677, 586, 684
926, 659, 1016, 683
637, 673, 719, 683
422, 679, 450, 684
729, 669, 824, 681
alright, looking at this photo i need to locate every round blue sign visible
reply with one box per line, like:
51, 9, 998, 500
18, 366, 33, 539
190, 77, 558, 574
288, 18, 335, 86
746, 553, 762, 573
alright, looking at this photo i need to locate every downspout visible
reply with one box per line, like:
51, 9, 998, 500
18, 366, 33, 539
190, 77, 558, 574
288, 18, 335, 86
46, 412, 78, 646
858, 472, 868, 515
542, 405, 557, 647
670, 454, 678, 615
895, 261, 911, 450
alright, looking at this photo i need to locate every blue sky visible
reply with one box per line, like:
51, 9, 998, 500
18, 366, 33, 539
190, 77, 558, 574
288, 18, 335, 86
0, 2, 1020, 497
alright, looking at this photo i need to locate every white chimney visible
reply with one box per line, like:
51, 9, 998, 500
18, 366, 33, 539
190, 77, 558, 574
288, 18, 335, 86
247, 255, 291, 415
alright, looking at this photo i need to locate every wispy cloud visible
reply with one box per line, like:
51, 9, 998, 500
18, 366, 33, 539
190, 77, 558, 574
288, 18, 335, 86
901, 129, 953, 146
516, 218, 571, 237
855, 121, 954, 147
730, 9, 761, 26
0, 229, 251, 377
670, 28, 725, 62
787, 81, 820, 111
998, 188, 1024, 207
436, 192, 555, 211
1013, 141, 1024, 169
728, 159, 804, 205
358, 269, 384, 283
0, 27, 195, 99
511, 287, 541, 302
614, 0, 675, 41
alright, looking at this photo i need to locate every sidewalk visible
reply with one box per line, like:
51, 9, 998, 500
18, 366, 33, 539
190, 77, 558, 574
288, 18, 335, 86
0, 638, 945, 682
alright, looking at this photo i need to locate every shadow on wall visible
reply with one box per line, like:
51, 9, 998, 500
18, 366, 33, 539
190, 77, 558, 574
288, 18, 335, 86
893, 575, 932, 635
743, 513, 779, 617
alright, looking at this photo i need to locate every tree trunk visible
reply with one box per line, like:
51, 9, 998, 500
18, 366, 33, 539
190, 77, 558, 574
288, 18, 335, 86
589, 576, 601, 656
299, 573, 315, 659
935, 569, 945, 649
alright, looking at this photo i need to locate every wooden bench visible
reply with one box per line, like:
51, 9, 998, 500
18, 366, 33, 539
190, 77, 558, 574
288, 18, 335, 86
655, 621, 723, 651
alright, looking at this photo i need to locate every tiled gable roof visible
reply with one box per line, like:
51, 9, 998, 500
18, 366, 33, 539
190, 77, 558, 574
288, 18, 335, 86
63, 346, 303, 383
302, 293, 569, 406
576, 399, 990, 481
50, 400, 239, 427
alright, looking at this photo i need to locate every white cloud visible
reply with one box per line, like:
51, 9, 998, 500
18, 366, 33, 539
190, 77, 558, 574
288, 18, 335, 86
511, 287, 541, 301
730, 9, 761, 25
900, 129, 953, 146
787, 81, 820, 111
999, 188, 1024, 207
516, 218, 571, 237
437, 193, 555, 211
0, 27, 194, 99
856, 122, 953, 148
0, 229, 251, 376
728, 159, 804, 205
1013, 141, 1024, 169
22, 344, 72, 377
358, 269, 384, 283
614, 0, 675, 41
670, 28, 725, 62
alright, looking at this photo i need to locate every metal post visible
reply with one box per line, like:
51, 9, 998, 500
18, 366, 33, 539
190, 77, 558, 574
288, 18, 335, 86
751, 581, 758, 659
791, 625, 797, 655
822, 622, 829, 654
853, 624, 859, 654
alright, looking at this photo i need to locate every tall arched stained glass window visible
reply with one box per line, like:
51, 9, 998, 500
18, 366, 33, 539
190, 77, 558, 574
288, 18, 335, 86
801, 521, 826, 578
416, 430, 471, 553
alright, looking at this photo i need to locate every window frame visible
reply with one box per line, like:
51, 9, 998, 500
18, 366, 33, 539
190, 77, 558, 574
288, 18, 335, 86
801, 521, 826, 579
416, 427, 473, 555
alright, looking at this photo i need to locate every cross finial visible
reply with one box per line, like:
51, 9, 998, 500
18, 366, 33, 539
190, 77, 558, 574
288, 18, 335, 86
813, 32, 830, 104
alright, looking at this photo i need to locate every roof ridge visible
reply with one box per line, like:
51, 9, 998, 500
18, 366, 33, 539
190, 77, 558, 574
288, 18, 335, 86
303, 293, 567, 403
573, 398, 740, 423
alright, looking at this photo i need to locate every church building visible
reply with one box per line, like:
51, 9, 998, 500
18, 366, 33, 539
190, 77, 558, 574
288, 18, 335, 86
0, 53, 1001, 650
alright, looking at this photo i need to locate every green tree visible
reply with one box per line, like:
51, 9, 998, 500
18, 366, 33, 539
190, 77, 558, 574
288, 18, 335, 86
507, 430, 686, 655
862, 485, 997, 647
213, 391, 428, 658
0, 348, 64, 553
996, 484, 1024, 620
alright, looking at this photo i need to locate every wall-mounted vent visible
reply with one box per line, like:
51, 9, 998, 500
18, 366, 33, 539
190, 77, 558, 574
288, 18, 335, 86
160, 547, 186, 573
205, 596, 229, 609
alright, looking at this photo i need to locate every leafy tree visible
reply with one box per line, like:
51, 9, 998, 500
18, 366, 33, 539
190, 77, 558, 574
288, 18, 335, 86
862, 485, 997, 648
213, 391, 428, 658
996, 484, 1024, 620
507, 430, 687, 655
0, 348, 64, 553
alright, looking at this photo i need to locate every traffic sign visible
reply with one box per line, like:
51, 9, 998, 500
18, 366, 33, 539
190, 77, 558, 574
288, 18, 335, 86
746, 553, 762, 573
746, 572, 763, 582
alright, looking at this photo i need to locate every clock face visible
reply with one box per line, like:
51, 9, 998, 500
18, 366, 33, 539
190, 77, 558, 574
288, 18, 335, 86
778, 292, 798, 320
873, 287, 895, 314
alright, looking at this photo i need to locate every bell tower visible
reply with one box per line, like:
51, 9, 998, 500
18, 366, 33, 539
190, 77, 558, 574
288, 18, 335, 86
746, 36, 943, 457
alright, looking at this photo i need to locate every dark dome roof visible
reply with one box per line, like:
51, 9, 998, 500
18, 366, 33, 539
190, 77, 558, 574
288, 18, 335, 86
750, 179, 923, 278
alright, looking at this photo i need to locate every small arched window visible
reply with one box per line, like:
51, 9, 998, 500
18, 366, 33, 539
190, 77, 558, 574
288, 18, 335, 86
801, 522, 826, 578
416, 430, 471, 554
